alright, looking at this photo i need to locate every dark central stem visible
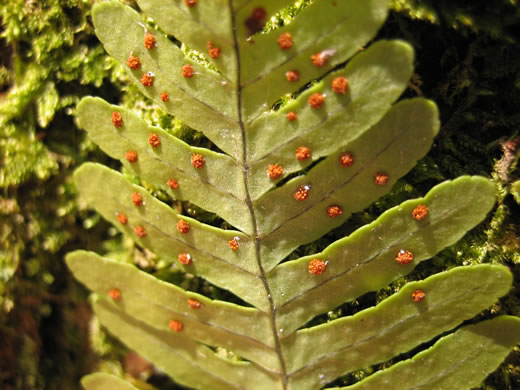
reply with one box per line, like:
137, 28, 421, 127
229, 3, 288, 389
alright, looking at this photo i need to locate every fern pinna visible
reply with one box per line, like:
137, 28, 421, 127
67, 1, 520, 389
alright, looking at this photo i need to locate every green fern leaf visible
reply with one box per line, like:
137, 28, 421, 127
82, 373, 140, 390
512, 180, 520, 204
332, 316, 520, 390
67, 1, 520, 389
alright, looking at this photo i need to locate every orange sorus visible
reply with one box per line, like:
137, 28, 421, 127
191, 153, 205, 168
287, 111, 297, 121
395, 249, 414, 265
116, 212, 128, 224
177, 220, 190, 234
412, 289, 425, 302
127, 55, 141, 69
112, 112, 123, 127
308, 259, 327, 275
308, 93, 325, 109
131, 192, 143, 206
144, 33, 156, 49
285, 70, 300, 82
182, 64, 194, 78
141, 72, 154, 87
134, 225, 147, 238
332, 76, 349, 94
108, 288, 121, 301
125, 150, 138, 163
169, 320, 183, 332
327, 205, 343, 218
188, 298, 202, 308
412, 205, 428, 220
374, 173, 389, 185
228, 238, 240, 250
293, 185, 311, 201
178, 253, 192, 265
295, 146, 311, 161
167, 179, 179, 189
267, 164, 283, 179
278, 32, 293, 49
148, 133, 161, 147
339, 152, 354, 167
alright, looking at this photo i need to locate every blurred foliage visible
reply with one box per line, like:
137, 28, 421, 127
391, 0, 520, 40
513, 179, 520, 204
0, 0, 519, 389
0, 0, 124, 388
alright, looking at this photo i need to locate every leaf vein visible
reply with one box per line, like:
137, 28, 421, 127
261, 125, 402, 238
116, 132, 245, 201
241, 13, 352, 90
127, 289, 274, 350
277, 206, 454, 310
104, 192, 257, 277
286, 287, 479, 377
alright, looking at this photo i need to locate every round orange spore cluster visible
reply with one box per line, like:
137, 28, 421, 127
208, 46, 221, 59
167, 179, 179, 189
374, 173, 389, 186
127, 55, 141, 69
177, 220, 190, 234
332, 76, 349, 94
295, 146, 311, 161
293, 185, 310, 201
134, 225, 147, 237
188, 298, 202, 309
144, 33, 156, 50
160, 92, 169, 102
125, 150, 138, 163
412, 289, 425, 302
182, 64, 194, 78
207, 41, 221, 59
308, 93, 325, 109
412, 205, 428, 220
285, 70, 300, 82
112, 112, 123, 127
131, 192, 143, 206
169, 319, 183, 332
185, 0, 197, 7
148, 133, 161, 147
286, 112, 297, 121
228, 239, 239, 250
327, 205, 343, 218
395, 249, 414, 265
141, 73, 153, 87
178, 253, 192, 265
108, 288, 121, 301
311, 52, 327, 67
278, 32, 293, 50
191, 153, 205, 168
308, 259, 327, 275
267, 164, 283, 179
339, 152, 354, 167
116, 212, 128, 225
